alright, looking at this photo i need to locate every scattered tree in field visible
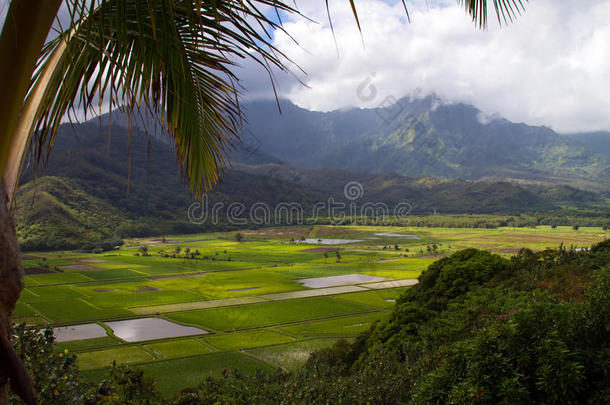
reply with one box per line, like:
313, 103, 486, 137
184, 247, 191, 258
394, 245, 399, 251
174, 246, 182, 255
551, 224, 557, 229
235, 233, 244, 242
573, 225, 580, 231
138, 246, 149, 257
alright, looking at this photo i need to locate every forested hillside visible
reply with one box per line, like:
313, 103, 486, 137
242, 97, 610, 190
17, 118, 605, 251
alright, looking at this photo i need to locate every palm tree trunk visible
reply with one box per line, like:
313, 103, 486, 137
0, 2, 63, 403
0, 181, 35, 405
3, 30, 71, 206
0, 0, 62, 180
0, 2, 62, 403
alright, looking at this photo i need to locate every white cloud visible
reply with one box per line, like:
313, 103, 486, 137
239, 0, 610, 133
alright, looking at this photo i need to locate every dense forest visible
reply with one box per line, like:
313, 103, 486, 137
11, 239, 610, 404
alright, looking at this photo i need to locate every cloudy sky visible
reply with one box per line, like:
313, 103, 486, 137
236, 0, 610, 134
1, 0, 609, 133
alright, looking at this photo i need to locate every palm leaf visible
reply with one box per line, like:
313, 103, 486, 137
458, 0, 527, 28
27, 0, 299, 198
18, 0, 527, 201
344, 1, 527, 31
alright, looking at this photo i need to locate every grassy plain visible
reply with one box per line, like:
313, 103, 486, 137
16, 224, 608, 396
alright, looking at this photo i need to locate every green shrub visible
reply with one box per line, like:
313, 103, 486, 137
9, 325, 85, 404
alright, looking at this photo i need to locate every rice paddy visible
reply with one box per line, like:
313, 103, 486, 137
16, 224, 608, 396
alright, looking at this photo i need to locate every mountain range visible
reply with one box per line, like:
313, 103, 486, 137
240, 96, 610, 192
14, 97, 610, 250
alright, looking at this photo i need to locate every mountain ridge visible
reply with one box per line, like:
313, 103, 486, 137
239, 96, 610, 191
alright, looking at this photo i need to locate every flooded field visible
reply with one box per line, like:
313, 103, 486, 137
300, 238, 363, 245
105, 318, 208, 342
54, 323, 108, 342
374, 233, 422, 239
298, 274, 386, 288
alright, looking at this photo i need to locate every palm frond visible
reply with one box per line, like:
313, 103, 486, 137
458, 0, 527, 29
28, 0, 299, 198
345, 0, 526, 32
22, 0, 527, 200
348, 0, 362, 32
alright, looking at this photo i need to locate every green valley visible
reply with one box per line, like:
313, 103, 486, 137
13, 225, 609, 398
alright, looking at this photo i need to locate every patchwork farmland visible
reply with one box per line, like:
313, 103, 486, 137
15, 225, 609, 396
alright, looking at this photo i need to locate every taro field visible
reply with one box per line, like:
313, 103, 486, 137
16, 224, 609, 396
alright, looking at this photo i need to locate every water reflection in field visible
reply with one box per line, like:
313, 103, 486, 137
298, 274, 386, 288
105, 318, 208, 342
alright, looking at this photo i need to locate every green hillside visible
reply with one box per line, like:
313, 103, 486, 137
562, 131, 610, 156
16, 177, 125, 251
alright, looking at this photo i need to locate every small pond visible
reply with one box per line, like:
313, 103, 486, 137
298, 274, 387, 288
299, 238, 364, 245
53, 323, 108, 342
374, 233, 422, 239
105, 318, 208, 342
